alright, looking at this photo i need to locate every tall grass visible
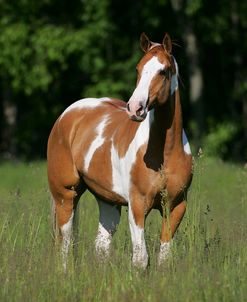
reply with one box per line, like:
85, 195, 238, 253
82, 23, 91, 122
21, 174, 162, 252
0, 157, 246, 301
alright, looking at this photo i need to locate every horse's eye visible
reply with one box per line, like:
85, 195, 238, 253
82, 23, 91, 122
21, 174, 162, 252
160, 69, 171, 79
160, 69, 167, 76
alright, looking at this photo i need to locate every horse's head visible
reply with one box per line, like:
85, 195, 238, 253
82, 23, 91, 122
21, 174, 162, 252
126, 33, 178, 122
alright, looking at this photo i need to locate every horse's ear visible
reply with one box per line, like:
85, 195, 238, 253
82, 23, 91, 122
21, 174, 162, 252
162, 33, 172, 54
140, 32, 151, 53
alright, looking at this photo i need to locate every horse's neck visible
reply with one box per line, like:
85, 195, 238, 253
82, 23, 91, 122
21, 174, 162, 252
153, 89, 183, 158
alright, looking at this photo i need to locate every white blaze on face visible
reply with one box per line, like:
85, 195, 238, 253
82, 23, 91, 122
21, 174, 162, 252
128, 57, 165, 113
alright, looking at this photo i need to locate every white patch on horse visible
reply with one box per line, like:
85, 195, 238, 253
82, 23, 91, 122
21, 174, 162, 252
171, 57, 179, 95
60, 212, 74, 270
111, 110, 154, 201
84, 115, 109, 171
128, 56, 165, 106
158, 241, 171, 265
95, 199, 120, 259
128, 203, 148, 268
60, 97, 110, 119
182, 129, 191, 155
111, 111, 153, 269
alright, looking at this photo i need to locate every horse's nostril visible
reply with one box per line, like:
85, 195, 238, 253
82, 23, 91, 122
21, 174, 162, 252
126, 103, 130, 112
136, 105, 143, 117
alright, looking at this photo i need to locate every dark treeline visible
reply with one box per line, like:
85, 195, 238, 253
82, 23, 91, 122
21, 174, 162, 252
0, 0, 246, 161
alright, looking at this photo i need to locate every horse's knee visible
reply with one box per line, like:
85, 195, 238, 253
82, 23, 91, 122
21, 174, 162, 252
55, 201, 73, 228
51, 185, 78, 224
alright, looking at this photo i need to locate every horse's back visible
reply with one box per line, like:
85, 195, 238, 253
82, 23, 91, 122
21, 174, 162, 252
48, 97, 127, 149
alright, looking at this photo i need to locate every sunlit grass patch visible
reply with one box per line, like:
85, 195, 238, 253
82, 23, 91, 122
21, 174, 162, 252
0, 158, 246, 301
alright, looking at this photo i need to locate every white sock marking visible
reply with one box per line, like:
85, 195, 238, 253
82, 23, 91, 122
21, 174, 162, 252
158, 241, 171, 265
95, 200, 120, 259
95, 222, 112, 257
84, 115, 109, 171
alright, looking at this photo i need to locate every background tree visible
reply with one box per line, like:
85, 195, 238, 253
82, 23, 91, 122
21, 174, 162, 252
0, 0, 246, 160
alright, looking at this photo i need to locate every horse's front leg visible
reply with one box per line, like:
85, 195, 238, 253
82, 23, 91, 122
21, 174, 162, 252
128, 198, 148, 269
158, 200, 186, 265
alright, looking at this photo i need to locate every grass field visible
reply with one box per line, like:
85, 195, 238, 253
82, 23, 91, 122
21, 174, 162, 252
0, 156, 247, 301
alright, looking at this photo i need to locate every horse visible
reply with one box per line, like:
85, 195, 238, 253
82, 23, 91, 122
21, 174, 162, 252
47, 32, 193, 269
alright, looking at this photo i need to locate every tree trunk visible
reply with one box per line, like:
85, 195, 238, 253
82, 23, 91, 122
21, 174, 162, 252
230, 0, 247, 160
170, 0, 204, 148
1, 86, 17, 158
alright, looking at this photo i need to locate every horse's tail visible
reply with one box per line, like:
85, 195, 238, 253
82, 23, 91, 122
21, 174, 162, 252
51, 196, 59, 244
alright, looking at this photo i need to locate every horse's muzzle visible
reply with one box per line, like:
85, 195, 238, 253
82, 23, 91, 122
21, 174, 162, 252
126, 101, 147, 122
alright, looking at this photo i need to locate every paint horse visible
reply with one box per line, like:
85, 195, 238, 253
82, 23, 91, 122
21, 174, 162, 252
47, 33, 193, 269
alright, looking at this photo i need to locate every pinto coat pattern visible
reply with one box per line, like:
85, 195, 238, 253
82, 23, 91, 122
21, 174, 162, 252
47, 33, 193, 269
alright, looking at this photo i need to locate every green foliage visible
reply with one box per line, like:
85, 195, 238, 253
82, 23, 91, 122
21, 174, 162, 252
185, 0, 203, 16
0, 23, 30, 92
203, 122, 238, 157
0, 0, 246, 159
0, 0, 112, 96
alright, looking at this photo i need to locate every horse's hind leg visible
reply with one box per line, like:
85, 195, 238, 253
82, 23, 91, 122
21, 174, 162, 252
48, 122, 89, 269
51, 186, 83, 270
95, 199, 121, 260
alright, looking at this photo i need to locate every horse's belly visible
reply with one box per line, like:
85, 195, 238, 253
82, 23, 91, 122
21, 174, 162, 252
78, 141, 129, 205
82, 174, 128, 205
